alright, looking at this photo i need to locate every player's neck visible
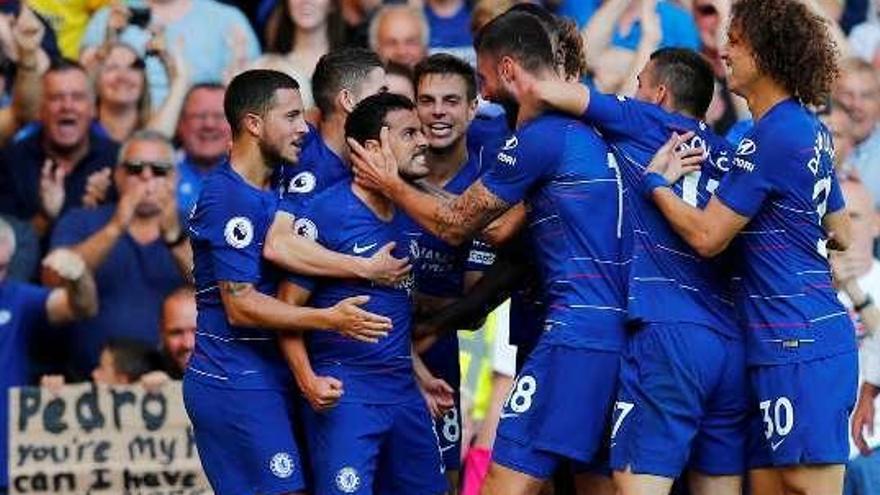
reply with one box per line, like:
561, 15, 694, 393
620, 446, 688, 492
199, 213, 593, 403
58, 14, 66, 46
744, 78, 790, 122
320, 115, 349, 161
425, 139, 467, 186
229, 142, 274, 190
352, 182, 394, 221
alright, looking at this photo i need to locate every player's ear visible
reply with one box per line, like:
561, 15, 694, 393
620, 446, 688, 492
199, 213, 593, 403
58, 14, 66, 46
242, 112, 262, 138
499, 56, 515, 83
364, 139, 381, 153
339, 89, 356, 114
655, 84, 669, 107
466, 97, 478, 122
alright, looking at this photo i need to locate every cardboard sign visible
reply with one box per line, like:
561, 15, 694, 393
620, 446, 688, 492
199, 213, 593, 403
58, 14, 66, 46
8, 382, 212, 494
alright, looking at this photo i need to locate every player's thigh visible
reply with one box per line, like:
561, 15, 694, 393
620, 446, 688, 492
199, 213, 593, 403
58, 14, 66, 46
611, 323, 730, 478
574, 472, 616, 495
747, 351, 858, 470
779, 464, 846, 495
687, 470, 741, 495
612, 468, 674, 495
690, 334, 749, 478
302, 402, 387, 495
495, 342, 619, 473
377, 399, 447, 495
749, 468, 785, 495
481, 462, 545, 495
182, 378, 306, 495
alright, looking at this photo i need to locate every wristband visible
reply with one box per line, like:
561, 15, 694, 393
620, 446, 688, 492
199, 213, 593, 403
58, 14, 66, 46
855, 294, 874, 312
642, 172, 669, 199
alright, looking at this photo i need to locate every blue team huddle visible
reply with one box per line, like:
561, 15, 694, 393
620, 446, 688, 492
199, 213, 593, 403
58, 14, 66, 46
182, 1, 858, 494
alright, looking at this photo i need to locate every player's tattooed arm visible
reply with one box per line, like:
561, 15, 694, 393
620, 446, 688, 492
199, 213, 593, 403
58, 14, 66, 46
429, 180, 511, 246
219, 281, 251, 297
348, 130, 510, 245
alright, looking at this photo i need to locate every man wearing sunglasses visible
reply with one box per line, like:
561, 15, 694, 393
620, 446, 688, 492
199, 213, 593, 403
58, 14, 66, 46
47, 129, 190, 380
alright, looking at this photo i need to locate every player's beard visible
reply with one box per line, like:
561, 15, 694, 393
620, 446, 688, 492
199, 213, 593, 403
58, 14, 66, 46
258, 139, 293, 169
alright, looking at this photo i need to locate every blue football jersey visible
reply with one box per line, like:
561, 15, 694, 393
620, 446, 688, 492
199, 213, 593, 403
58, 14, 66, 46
481, 112, 628, 351
404, 152, 495, 391
583, 92, 738, 338
288, 181, 419, 404
277, 124, 350, 215
187, 161, 292, 390
714, 99, 856, 364
405, 153, 495, 299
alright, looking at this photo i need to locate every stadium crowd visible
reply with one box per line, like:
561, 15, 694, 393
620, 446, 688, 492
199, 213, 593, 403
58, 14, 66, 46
2, 0, 880, 494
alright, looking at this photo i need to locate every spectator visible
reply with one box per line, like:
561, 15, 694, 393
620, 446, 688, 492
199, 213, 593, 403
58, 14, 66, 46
0, 217, 98, 492
822, 102, 858, 171
262, 0, 346, 79
369, 4, 428, 68
0, 6, 54, 146
835, 58, 880, 207
829, 177, 880, 495
0, 61, 119, 238
174, 83, 231, 219
583, 0, 700, 92
93, 43, 151, 142
341, 0, 382, 47
425, 0, 473, 63
49, 129, 190, 379
80, 0, 260, 106
386, 60, 415, 101
158, 285, 196, 379
92, 338, 161, 385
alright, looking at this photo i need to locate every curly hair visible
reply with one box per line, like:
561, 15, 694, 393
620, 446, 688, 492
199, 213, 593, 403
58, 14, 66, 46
731, 0, 839, 106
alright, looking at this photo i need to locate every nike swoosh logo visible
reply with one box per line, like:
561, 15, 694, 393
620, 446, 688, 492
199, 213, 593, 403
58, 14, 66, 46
440, 445, 455, 452
353, 242, 377, 255
499, 412, 519, 419
770, 438, 786, 451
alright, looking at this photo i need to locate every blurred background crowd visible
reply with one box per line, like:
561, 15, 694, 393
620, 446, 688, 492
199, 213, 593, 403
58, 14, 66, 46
2, 0, 880, 494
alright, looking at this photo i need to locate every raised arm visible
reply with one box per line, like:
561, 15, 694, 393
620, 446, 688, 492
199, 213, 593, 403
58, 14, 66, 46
146, 32, 191, 138
42, 248, 98, 325
582, 0, 629, 75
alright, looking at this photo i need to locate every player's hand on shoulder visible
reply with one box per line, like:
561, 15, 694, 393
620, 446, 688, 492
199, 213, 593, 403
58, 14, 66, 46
647, 131, 705, 185
360, 242, 412, 287
303, 375, 344, 412
329, 295, 392, 343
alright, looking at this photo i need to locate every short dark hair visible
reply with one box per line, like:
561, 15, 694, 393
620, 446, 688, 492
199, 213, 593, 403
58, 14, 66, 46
414, 53, 477, 101
345, 92, 415, 145
312, 48, 384, 116
102, 338, 161, 382
224, 70, 300, 136
730, 0, 838, 106
649, 48, 715, 118
475, 10, 555, 74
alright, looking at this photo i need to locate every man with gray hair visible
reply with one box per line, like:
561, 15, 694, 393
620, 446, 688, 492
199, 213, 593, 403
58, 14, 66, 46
48, 129, 190, 379
369, 4, 429, 68
0, 216, 98, 491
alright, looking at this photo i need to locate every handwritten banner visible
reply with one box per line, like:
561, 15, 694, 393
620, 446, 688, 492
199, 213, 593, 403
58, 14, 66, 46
8, 382, 212, 494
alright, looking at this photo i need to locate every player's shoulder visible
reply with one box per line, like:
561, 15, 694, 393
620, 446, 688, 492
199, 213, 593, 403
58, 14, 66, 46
300, 180, 353, 220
